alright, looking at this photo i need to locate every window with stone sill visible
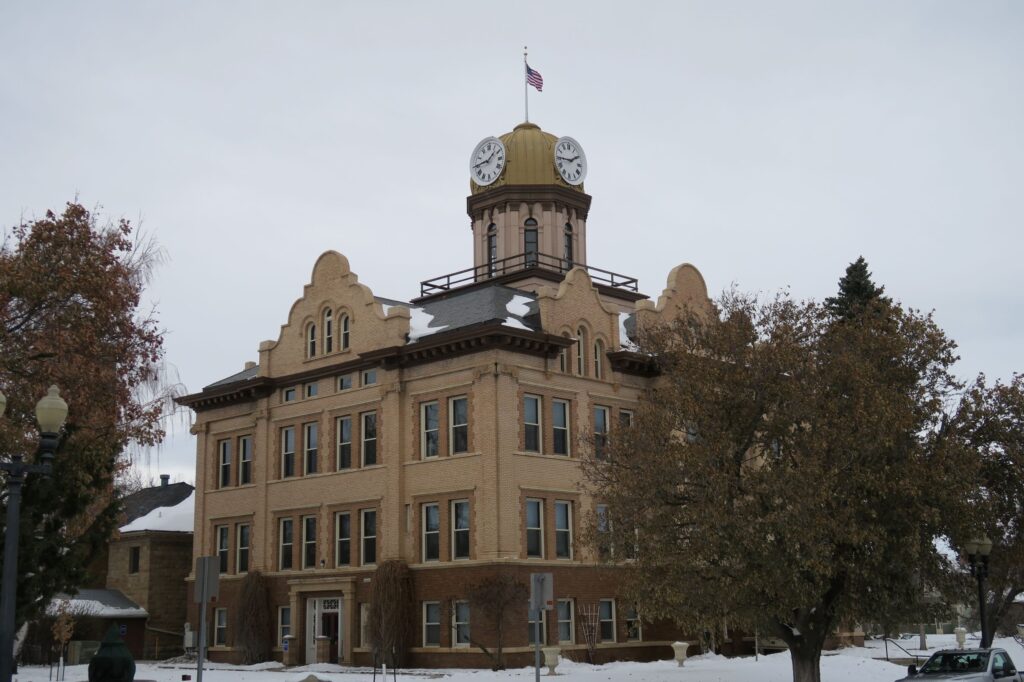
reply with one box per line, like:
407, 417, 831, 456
323, 309, 333, 354
128, 546, 140, 574
218, 439, 231, 488
278, 606, 291, 646
238, 435, 253, 485
599, 599, 616, 642
451, 499, 470, 560
336, 511, 351, 566
338, 374, 353, 391
281, 426, 296, 478
449, 396, 468, 454
423, 602, 441, 647
422, 502, 440, 562
214, 608, 228, 646
279, 517, 294, 570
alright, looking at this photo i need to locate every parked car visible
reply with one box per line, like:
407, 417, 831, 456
895, 648, 1023, 681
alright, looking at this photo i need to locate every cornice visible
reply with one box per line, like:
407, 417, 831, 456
466, 184, 592, 220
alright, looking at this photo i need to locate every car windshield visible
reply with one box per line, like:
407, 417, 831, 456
919, 651, 989, 674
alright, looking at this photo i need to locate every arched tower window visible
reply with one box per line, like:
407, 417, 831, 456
340, 314, 350, 351
524, 218, 538, 267
487, 223, 498, 277
594, 339, 604, 379
576, 327, 587, 376
559, 333, 570, 373
563, 223, 574, 269
307, 323, 317, 358
323, 309, 333, 354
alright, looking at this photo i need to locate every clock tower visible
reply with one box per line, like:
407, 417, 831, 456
468, 123, 592, 277
417, 121, 643, 308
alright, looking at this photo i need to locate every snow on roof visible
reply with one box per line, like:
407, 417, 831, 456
502, 294, 533, 331
47, 589, 148, 619
619, 312, 638, 351
120, 491, 194, 533
408, 306, 448, 342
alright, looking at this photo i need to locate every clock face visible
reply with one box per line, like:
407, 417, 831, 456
470, 137, 506, 186
554, 136, 587, 185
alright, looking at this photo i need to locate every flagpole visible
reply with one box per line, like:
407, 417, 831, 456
523, 46, 529, 123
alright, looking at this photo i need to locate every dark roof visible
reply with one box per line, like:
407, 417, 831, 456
204, 365, 258, 390
413, 285, 539, 337
122, 481, 194, 525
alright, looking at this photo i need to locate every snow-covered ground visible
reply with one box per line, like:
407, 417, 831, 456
16, 636, 1024, 682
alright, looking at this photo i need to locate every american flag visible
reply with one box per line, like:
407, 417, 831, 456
526, 64, 543, 92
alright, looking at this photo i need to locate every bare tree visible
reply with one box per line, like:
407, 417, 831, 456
464, 570, 527, 670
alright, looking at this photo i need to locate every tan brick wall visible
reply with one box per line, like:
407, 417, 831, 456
186, 249, 690, 667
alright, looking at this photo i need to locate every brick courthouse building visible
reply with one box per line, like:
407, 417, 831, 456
177, 121, 713, 667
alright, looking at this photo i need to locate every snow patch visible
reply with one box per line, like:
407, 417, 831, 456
408, 307, 448, 342
619, 312, 638, 350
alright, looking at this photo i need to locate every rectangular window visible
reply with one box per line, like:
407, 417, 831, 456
626, 606, 642, 641
619, 409, 633, 429
336, 512, 351, 566
528, 609, 547, 645
487, 232, 497, 277
336, 416, 352, 470
281, 427, 295, 478
218, 439, 231, 488
524, 395, 541, 452
452, 500, 470, 560
526, 499, 544, 558
557, 599, 574, 644
599, 599, 616, 642
524, 228, 538, 267
128, 546, 140, 574
237, 523, 250, 573
421, 401, 439, 458
214, 607, 227, 646
216, 525, 229, 573
283, 387, 296, 402
279, 518, 294, 570
449, 396, 468, 454
304, 382, 318, 398
362, 509, 377, 566
302, 516, 317, 569
359, 603, 370, 648
304, 422, 318, 475
596, 504, 611, 559
552, 399, 569, 455
555, 500, 572, 559
361, 412, 377, 465
594, 406, 610, 460
238, 435, 253, 485
362, 368, 377, 386
423, 602, 440, 647
453, 600, 470, 647
422, 503, 439, 562
278, 606, 291, 646
338, 374, 353, 391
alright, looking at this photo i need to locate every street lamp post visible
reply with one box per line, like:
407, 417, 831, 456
964, 535, 994, 649
0, 386, 68, 682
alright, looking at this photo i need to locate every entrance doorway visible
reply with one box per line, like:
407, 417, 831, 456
305, 597, 343, 664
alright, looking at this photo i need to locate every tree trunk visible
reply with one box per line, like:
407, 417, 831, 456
789, 643, 823, 682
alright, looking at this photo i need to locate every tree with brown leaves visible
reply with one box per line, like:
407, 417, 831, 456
0, 202, 170, 629
586, 289, 967, 682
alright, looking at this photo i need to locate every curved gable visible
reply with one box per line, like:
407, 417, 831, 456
257, 251, 410, 377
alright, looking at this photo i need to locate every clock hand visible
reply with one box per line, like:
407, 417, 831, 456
473, 151, 497, 169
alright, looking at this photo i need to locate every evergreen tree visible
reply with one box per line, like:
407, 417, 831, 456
825, 256, 888, 319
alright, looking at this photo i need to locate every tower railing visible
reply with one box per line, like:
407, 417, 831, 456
420, 252, 639, 297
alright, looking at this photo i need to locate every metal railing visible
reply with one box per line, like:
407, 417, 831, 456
884, 637, 923, 665
420, 252, 639, 296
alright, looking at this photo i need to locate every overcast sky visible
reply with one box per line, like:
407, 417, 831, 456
2, 1, 1021, 484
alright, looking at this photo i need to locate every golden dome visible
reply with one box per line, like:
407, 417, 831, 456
470, 122, 585, 194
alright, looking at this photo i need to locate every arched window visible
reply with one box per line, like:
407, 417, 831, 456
487, 223, 498, 277
593, 339, 604, 379
576, 327, 587, 376
563, 223, 574, 269
323, 309, 333, 354
524, 218, 538, 267
559, 333, 570, 373
307, 324, 317, 358
340, 314, 350, 350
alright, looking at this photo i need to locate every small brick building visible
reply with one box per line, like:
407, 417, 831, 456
106, 478, 194, 659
